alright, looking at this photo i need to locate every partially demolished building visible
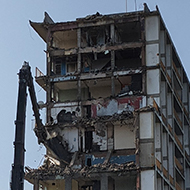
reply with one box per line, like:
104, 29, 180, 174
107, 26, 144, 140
26, 4, 190, 190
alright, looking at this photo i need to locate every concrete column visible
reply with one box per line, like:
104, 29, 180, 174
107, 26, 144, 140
110, 24, 115, 44
33, 178, 39, 190
111, 50, 115, 70
46, 51, 52, 123
77, 28, 81, 48
111, 50, 115, 97
77, 79, 81, 101
77, 28, 81, 73
77, 53, 81, 73
65, 177, 72, 190
101, 175, 108, 190
111, 76, 115, 97
77, 28, 82, 102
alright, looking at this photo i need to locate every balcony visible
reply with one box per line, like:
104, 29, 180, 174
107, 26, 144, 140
35, 67, 47, 90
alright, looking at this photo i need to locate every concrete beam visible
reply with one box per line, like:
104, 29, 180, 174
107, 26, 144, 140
79, 42, 143, 54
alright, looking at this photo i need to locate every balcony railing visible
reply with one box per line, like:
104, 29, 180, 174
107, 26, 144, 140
175, 156, 184, 175
174, 133, 183, 151
36, 67, 44, 77
169, 175, 174, 186
172, 61, 181, 82
173, 109, 183, 130
163, 167, 168, 178
156, 158, 162, 171
175, 181, 183, 190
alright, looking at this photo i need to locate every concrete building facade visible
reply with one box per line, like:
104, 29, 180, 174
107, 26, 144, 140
25, 4, 190, 190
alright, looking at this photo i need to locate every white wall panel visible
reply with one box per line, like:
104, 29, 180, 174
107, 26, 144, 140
61, 128, 78, 152
140, 112, 153, 139
147, 69, 160, 94
114, 124, 135, 149
145, 16, 159, 41
146, 44, 159, 66
141, 170, 155, 189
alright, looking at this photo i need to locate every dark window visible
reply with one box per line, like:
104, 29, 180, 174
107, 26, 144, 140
83, 105, 91, 118
87, 158, 92, 166
85, 131, 92, 152
55, 62, 61, 75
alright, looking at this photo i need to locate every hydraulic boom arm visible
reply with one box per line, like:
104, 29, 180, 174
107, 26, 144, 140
11, 62, 46, 190
11, 62, 71, 190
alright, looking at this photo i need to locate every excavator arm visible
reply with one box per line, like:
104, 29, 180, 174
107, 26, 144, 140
11, 62, 70, 190
11, 62, 28, 190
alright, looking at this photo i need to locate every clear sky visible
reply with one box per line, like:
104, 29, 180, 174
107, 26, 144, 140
0, 0, 190, 189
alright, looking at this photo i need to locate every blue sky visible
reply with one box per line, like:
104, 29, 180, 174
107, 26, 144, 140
0, 1, 190, 189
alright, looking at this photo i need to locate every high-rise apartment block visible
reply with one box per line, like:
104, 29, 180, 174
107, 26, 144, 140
25, 4, 190, 190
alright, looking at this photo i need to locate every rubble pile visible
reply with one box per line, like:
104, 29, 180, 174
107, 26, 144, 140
25, 161, 137, 180
48, 110, 134, 129
79, 161, 137, 176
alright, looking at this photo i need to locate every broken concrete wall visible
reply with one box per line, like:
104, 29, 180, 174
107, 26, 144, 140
96, 99, 118, 116
51, 102, 81, 123
83, 125, 108, 152
92, 96, 143, 117
93, 124, 107, 151
47, 126, 107, 155
46, 116, 135, 155
60, 127, 79, 153
50, 96, 143, 123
